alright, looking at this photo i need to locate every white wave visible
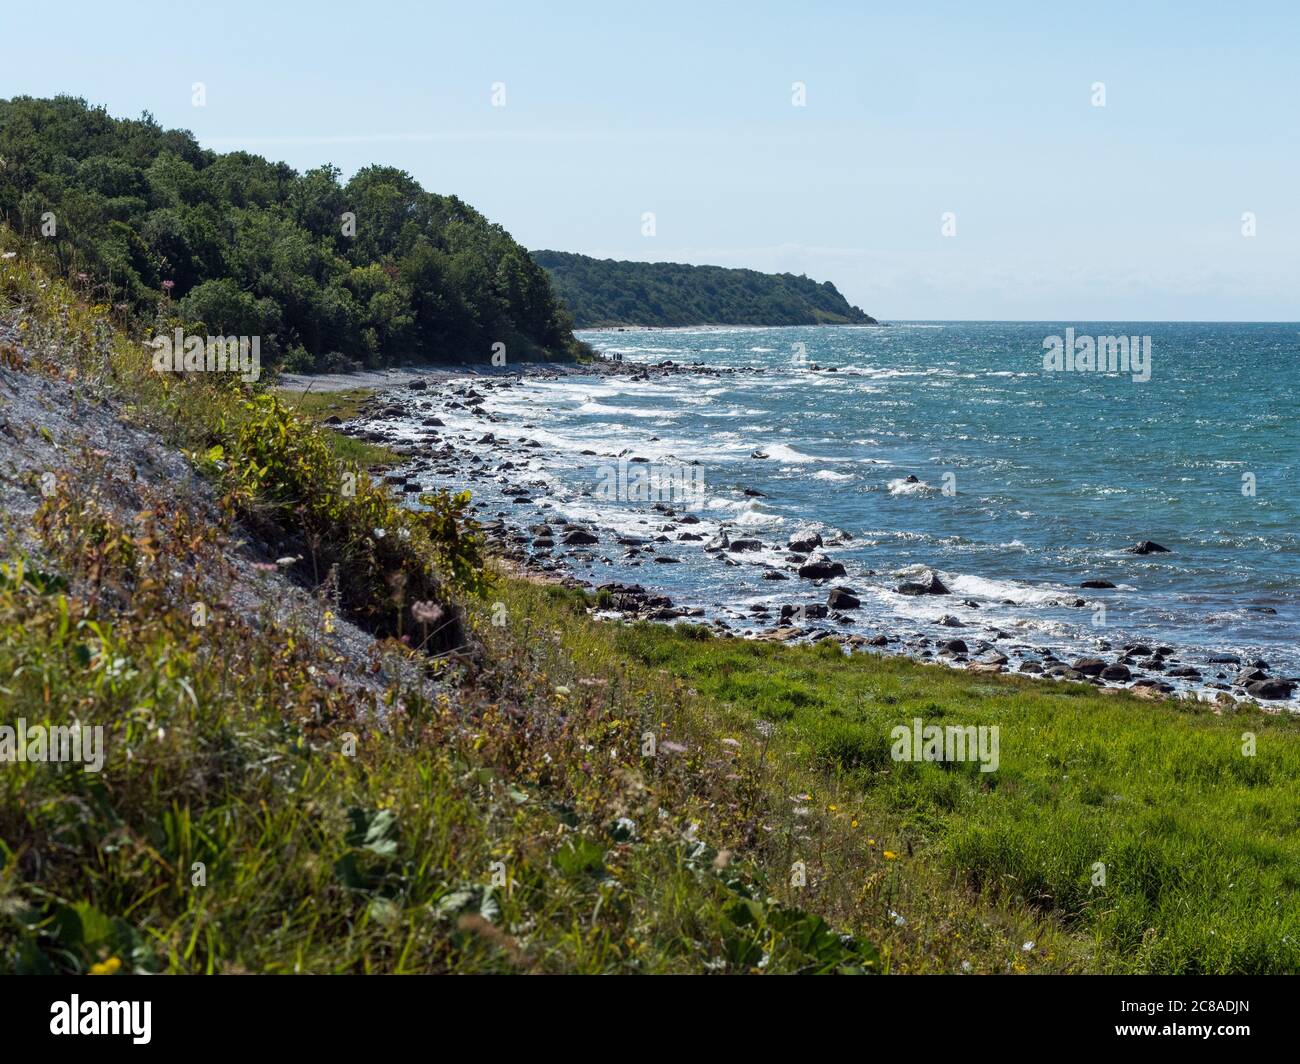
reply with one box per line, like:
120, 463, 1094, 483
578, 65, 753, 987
887, 477, 931, 495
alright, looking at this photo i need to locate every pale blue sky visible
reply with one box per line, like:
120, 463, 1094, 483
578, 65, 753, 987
4, 0, 1297, 319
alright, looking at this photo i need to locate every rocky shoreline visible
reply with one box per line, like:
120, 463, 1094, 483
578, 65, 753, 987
310, 363, 1299, 712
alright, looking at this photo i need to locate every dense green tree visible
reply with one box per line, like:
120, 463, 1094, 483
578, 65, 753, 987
0, 95, 583, 369
531, 250, 877, 328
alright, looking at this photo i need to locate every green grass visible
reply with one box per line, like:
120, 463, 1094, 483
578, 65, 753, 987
483, 580, 1300, 974
278, 388, 401, 468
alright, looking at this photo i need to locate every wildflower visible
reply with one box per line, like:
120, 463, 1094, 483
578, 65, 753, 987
411, 600, 444, 625
554, 685, 571, 696
883, 850, 898, 860
1022, 940, 1034, 951
89, 956, 122, 975
372, 527, 386, 539
161, 279, 174, 292
323, 610, 335, 634
851, 819, 859, 828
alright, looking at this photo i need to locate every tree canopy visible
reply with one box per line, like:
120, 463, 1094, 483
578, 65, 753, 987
531, 250, 877, 328
0, 95, 584, 369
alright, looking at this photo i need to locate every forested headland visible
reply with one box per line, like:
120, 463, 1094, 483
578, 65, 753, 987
531, 249, 878, 328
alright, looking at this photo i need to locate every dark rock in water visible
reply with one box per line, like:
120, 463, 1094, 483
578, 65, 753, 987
728, 538, 763, 552
866, 635, 890, 646
751, 451, 768, 459
780, 603, 829, 620
1234, 668, 1269, 686
981, 651, 1010, 666
402, 482, 423, 493
895, 570, 950, 596
788, 529, 824, 554
1081, 579, 1116, 589
938, 638, 968, 654
936, 614, 965, 627
653, 556, 681, 564
1101, 663, 1132, 681
962, 599, 981, 609
407, 378, 428, 390
562, 530, 599, 546
704, 531, 730, 552
903, 474, 920, 483
742, 487, 768, 497
1248, 606, 1278, 614
1247, 658, 1269, 670
678, 532, 703, 541
1165, 666, 1202, 678
1019, 661, 1044, 674
827, 587, 861, 609
798, 555, 846, 580
1246, 679, 1295, 700
1207, 654, 1241, 665
678, 514, 701, 524
762, 570, 789, 580
1128, 540, 1171, 554
1072, 657, 1107, 676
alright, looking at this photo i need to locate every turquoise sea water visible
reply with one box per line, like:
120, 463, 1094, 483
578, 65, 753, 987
415, 322, 1300, 702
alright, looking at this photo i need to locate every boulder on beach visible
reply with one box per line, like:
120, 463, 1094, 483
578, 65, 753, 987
1071, 657, 1107, 676
797, 555, 846, 580
728, 538, 763, 552
1081, 579, 1116, 589
787, 528, 823, 554
1100, 663, 1132, 681
704, 531, 730, 552
895, 570, 950, 596
1246, 679, 1295, 701
827, 587, 860, 609
562, 530, 599, 546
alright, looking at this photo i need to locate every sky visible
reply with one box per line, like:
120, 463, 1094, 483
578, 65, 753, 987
4, 0, 1298, 320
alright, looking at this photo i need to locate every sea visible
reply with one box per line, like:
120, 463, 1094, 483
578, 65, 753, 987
404, 322, 1300, 705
